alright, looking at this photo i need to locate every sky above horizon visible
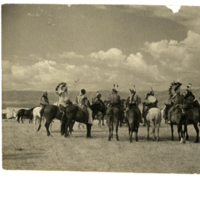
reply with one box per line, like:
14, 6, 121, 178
2, 4, 200, 92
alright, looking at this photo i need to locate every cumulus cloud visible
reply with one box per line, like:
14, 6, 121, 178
143, 30, 200, 87
90, 48, 126, 67
89, 48, 164, 85
144, 31, 200, 72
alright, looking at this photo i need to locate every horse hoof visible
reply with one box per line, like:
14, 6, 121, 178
64, 134, 69, 138
194, 140, 199, 143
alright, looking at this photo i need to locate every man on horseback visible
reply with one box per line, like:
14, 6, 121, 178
125, 86, 143, 123
40, 91, 49, 108
107, 84, 123, 125
182, 83, 196, 111
143, 88, 158, 116
76, 89, 93, 125
55, 82, 72, 119
167, 81, 183, 124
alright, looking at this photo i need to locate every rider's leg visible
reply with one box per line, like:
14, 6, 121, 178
136, 107, 143, 123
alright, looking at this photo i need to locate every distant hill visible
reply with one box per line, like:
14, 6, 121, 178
2, 89, 200, 109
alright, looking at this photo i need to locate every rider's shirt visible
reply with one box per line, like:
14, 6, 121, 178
170, 93, 182, 105
76, 94, 89, 109
59, 91, 70, 106
108, 93, 120, 104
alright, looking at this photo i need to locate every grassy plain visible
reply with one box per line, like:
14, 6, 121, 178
2, 119, 200, 173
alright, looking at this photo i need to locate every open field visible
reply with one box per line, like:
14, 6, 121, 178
2, 119, 200, 173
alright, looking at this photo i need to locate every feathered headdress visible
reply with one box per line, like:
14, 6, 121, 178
169, 81, 182, 98
112, 84, 119, 93
130, 85, 136, 93
55, 82, 68, 95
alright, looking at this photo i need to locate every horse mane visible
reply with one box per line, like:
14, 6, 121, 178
169, 81, 182, 98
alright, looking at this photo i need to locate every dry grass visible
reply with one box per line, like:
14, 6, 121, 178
2, 119, 200, 173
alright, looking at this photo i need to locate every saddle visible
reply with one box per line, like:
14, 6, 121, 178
109, 103, 121, 109
128, 103, 137, 109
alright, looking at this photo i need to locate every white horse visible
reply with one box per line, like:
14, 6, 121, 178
161, 105, 167, 124
33, 107, 43, 131
146, 108, 162, 141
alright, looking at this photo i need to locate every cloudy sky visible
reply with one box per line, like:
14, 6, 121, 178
2, 4, 200, 92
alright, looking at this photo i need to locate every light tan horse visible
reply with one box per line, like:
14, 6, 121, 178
146, 108, 162, 141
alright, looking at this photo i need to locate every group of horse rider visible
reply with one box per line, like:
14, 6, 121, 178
39, 81, 198, 125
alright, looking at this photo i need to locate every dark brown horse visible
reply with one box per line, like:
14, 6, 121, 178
164, 103, 199, 143
106, 105, 121, 141
126, 105, 140, 142
17, 107, 35, 123
142, 102, 148, 126
91, 99, 106, 127
38, 101, 102, 137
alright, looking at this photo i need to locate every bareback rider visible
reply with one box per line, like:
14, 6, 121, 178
107, 84, 123, 124
55, 82, 71, 119
93, 91, 103, 104
182, 83, 196, 112
76, 89, 93, 125
167, 81, 183, 123
125, 86, 143, 123
144, 88, 158, 115
40, 91, 50, 110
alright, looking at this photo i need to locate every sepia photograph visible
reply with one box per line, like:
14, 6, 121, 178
2, 3, 200, 176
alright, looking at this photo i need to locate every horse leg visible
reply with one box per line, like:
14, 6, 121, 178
102, 115, 105, 126
98, 116, 101, 127
61, 117, 67, 136
193, 123, 199, 143
170, 123, 174, 141
156, 124, 159, 141
64, 120, 71, 138
70, 121, 75, 133
130, 126, 133, 143
146, 122, 150, 140
184, 124, 189, 140
108, 123, 112, 141
17, 115, 20, 123
37, 117, 42, 132
33, 116, 37, 131
45, 119, 52, 137
116, 122, 119, 141
21, 116, 24, 123
86, 123, 92, 138
135, 130, 138, 142
177, 124, 182, 141
152, 123, 156, 141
